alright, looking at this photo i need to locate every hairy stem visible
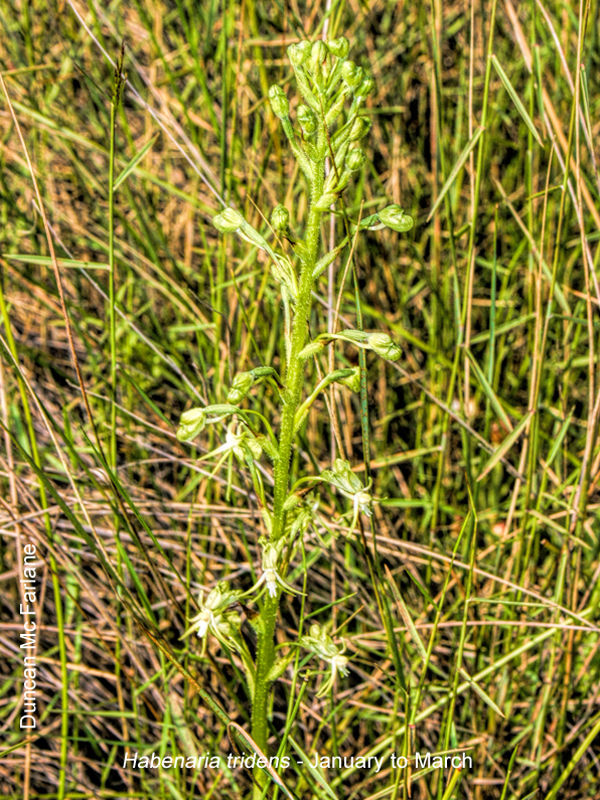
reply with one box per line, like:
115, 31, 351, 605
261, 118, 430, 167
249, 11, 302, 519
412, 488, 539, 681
251, 142, 325, 794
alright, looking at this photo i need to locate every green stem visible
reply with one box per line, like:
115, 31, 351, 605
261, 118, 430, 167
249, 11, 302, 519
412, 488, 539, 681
251, 144, 325, 793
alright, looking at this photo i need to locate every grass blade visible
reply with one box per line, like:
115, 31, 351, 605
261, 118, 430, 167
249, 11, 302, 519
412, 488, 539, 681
490, 54, 544, 146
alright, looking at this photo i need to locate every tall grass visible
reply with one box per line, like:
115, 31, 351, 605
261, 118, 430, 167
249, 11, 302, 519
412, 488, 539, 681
1, 1, 599, 799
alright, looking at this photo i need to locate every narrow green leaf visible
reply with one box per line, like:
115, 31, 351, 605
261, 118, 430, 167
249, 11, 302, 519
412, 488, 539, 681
441, 765, 463, 800
288, 738, 338, 800
230, 723, 299, 800
427, 126, 484, 221
490, 54, 544, 146
476, 409, 534, 481
465, 349, 513, 432
546, 409, 573, 468
4, 254, 108, 269
459, 667, 505, 718
469, 313, 535, 344
114, 133, 158, 189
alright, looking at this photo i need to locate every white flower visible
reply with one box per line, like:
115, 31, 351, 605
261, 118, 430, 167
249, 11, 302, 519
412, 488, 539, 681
352, 489, 373, 524
300, 623, 350, 696
250, 541, 301, 599
224, 426, 243, 457
320, 459, 373, 529
195, 422, 262, 465
184, 583, 241, 650
330, 653, 349, 680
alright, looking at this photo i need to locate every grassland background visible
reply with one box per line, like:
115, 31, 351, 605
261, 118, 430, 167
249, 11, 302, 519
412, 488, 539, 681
1, 0, 600, 798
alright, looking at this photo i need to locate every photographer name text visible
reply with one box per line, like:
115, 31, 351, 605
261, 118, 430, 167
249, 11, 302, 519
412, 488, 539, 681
19, 542, 39, 730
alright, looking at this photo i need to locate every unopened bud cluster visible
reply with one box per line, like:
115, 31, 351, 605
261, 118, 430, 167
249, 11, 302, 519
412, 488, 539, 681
267, 37, 375, 210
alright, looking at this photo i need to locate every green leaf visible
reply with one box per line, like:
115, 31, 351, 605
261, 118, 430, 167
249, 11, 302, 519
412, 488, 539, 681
490, 54, 544, 146
114, 133, 158, 189
465, 349, 513, 432
4, 254, 108, 269
476, 409, 534, 482
427, 126, 484, 221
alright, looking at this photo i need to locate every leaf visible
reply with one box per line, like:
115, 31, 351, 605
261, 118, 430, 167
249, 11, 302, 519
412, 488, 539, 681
427, 126, 484, 221
476, 409, 534, 482
287, 738, 339, 800
4, 254, 108, 269
465, 349, 513, 432
114, 133, 158, 189
490, 54, 544, 146
459, 666, 505, 718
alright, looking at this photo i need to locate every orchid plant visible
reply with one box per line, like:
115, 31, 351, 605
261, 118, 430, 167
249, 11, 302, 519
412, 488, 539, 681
177, 37, 412, 797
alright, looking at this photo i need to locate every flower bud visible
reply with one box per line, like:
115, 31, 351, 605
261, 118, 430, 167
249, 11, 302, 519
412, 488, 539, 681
227, 371, 254, 404
341, 60, 364, 90
256, 435, 279, 463
177, 407, 205, 441
310, 40, 328, 82
356, 75, 374, 98
288, 40, 311, 68
268, 85, 289, 119
348, 115, 371, 141
308, 622, 321, 640
297, 104, 318, 137
282, 493, 302, 513
340, 367, 361, 393
366, 332, 402, 361
314, 191, 337, 211
213, 207, 244, 233
271, 204, 290, 233
345, 148, 366, 172
327, 37, 349, 59
378, 204, 414, 233
299, 340, 326, 359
